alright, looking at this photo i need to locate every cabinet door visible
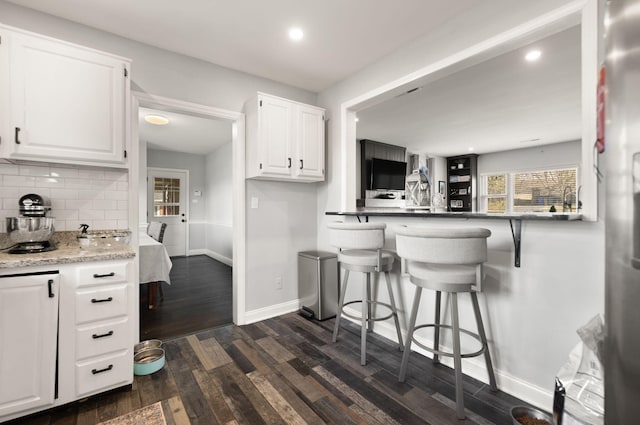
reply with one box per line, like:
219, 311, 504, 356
0, 273, 58, 419
295, 105, 325, 180
258, 94, 293, 176
2, 28, 128, 166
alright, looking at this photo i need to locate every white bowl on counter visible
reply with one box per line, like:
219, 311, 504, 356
77, 230, 131, 250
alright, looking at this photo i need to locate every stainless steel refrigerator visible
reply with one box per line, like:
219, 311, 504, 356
604, 0, 640, 422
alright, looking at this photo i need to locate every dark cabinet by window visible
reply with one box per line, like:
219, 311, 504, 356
359, 139, 406, 200
447, 154, 478, 212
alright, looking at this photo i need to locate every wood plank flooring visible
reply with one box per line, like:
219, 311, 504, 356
140, 255, 233, 341
9, 312, 537, 425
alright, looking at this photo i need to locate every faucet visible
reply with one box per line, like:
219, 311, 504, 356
562, 186, 574, 212
577, 185, 583, 211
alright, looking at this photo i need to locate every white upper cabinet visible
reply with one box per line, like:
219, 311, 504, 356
295, 104, 325, 180
0, 25, 131, 167
246, 92, 325, 182
258, 94, 294, 177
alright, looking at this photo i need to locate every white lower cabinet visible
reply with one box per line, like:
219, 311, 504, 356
0, 271, 59, 420
0, 259, 135, 423
75, 351, 132, 398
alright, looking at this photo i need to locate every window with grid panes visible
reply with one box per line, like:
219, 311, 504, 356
485, 174, 507, 213
481, 167, 577, 213
152, 177, 181, 217
513, 168, 577, 213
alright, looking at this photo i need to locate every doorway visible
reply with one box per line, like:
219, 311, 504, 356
147, 168, 189, 257
132, 92, 246, 329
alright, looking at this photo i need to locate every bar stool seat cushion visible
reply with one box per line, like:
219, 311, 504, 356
338, 249, 394, 267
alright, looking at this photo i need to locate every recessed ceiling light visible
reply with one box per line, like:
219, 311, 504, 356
355, 117, 359, 122
468, 147, 474, 152
288, 27, 304, 41
144, 114, 169, 125
525, 50, 542, 62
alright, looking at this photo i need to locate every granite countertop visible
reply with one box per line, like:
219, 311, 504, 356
0, 230, 135, 269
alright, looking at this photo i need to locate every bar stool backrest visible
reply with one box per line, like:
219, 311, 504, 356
396, 226, 490, 265
327, 222, 386, 250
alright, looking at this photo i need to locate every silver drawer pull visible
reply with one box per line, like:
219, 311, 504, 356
91, 364, 113, 375
93, 272, 115, 278
92, 330, 114, 339
91, 297, 113, 303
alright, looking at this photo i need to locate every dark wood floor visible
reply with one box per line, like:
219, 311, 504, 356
10, 312, 537, 425
139, 255, 233, 341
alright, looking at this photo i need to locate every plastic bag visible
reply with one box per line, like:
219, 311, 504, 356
553, 315, 605, 425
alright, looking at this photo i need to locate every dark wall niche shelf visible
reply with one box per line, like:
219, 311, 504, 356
447, 154, 478, 212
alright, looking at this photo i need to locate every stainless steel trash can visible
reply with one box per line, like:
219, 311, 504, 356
298, 251, 339, 320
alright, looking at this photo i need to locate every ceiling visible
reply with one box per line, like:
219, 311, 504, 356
7, 1, 581, 158
139, 108, 232, 155
356, 26, 582, 157
5, 0, 480, 92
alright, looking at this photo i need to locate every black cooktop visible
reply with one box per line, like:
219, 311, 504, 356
8, 241, 56, 254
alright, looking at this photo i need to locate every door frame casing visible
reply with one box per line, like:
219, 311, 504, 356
147, 167, 190, 257
132, 91, 247, 325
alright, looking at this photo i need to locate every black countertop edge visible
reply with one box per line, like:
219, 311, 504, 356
325, 210, 582, 221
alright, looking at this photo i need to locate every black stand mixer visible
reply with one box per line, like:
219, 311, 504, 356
6, 193, 56, 254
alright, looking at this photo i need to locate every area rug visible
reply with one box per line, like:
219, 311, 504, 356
97, 402, 166, 425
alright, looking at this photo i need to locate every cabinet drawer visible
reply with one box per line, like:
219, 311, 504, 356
76, 318, 130, 360
75, 350, 132, 397
75, 284, 128, 324
75, 262, 130, 288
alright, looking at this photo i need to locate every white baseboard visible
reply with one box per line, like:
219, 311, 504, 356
341, 305, 553, 411
188, 249, 233, 266
245, 299, 301, 324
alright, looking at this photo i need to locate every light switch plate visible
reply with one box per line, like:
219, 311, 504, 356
251, 197, 259, 209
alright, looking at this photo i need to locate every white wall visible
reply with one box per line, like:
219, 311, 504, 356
479, 140, 581, 174
0, 0, 319, 316
317, 0, 604, 410
205, 143, 233, 263
245, 180, 318, 315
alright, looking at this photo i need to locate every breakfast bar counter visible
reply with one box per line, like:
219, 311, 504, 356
326, 209, 581, 221
326, 209, 582, 267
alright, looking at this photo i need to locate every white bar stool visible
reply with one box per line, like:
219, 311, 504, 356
395, 226, 497, 419
328, 222, 404, 365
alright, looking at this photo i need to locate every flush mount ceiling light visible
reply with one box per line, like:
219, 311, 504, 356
288, 27, 304, 41
525, 49, 542, 62
144, 114, 169, 125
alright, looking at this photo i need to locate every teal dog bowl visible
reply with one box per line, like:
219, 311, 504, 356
133, 347, 165, 375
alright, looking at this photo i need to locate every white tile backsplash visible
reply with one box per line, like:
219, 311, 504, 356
4, 175, 36, 186
0, 163, 129, 232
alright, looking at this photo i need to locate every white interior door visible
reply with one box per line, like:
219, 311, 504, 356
147, 168, 188, 257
